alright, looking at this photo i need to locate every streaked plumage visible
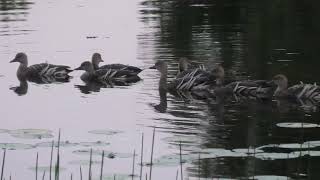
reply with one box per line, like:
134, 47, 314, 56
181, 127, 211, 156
221, 80, 275, 99
177, 58, 226, 87
150, 60, 212, 93
273, 74, 320, 102
10, 52, 72, 82
75, 61, 141, 84
91, 53, 142, 75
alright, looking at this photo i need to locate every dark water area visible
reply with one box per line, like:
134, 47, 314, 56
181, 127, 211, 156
0, 0, 320, 179
138, 0, 320, 179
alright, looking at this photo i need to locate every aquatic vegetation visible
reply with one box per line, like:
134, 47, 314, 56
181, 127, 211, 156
276, 122, 320, 128
8, 129, 53, 139
78, 141, 110, 147
73, 149, 137, 159
0, 143, 34, 150
36, 141, 79, 148
88, 129, 124, 136
69, 160, 101, 165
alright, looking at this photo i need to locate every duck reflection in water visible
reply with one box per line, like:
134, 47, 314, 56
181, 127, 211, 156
74, 79, 129, 94
10, 79, 28, 96
10, 75, 72, 96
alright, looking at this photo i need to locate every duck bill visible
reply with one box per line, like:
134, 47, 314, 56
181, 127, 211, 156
149, 65, 156, 69
74, 66, 83, 70
100, 59, 104, 62
10, 59, 17, 63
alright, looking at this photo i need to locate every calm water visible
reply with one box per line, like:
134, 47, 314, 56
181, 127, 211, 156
1, 0, 320, 179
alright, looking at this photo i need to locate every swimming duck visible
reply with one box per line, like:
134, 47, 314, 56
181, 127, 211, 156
177, 62, 225, 88
75, 61, 141, 84
272, 74, 320, 102
10, 52, 72, 81
150, 60, 214, 91
177, 57, 206, 75
91, 53, 142, 75
218, 80, 276, 99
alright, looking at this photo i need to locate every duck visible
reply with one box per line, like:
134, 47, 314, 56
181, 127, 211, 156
10, 52, 72, 82
217, 80, 275, 99
10, 79, 28, 96
177, 57, 206, 75
74, 61, 141, 84
177, 61, 225, 87
272, 74, 320, 102
91, 53, 142, 75
149, 60, 215, 92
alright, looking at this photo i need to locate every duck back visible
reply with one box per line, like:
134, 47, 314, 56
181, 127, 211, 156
99, 64, 142, 74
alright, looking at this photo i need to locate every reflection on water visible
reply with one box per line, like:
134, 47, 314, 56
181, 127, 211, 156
139, 0, 320, 179
1, 0, 320, 179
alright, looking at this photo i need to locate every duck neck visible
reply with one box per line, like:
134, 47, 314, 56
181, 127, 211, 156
92, 61, 99, 70
159, 68, 168, 91
17, 63, 28, 78
274, 84, 288, 97
86, 65, 96, 75
216, 76, 224, 86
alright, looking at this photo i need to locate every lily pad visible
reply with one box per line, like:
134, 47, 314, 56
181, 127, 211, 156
69, 160, 102, 165
78, 141, 110, 147
88, 129, 123, 136
144, 154, 196, 167
0, 129, 9, 134
9, 129, 53, 139
97, 174, 131, 180
199, 148, 247, 158
162, 135, 201, 144
254, 152, 301, 160
232, 148, 264, 154
0, 143, 34, 150
73, 149, 136, 159
248, 175, 289, 180
36, 141, 79, 148
276, 122, 320, 128
298, 150, 320, 157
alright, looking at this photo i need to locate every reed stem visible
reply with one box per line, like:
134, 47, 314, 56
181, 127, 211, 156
88, 149, 92, 180
149, 128, 155, 180
179, 141, 183, 180
131, 150, 136, 180
139, 133, 144, 180
1, 149, 6, 180
49, 140, 54, 180
36, 152, 39, 180
100, 150, 104, 180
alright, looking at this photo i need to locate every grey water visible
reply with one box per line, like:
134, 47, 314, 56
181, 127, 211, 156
1, 0, 320, 179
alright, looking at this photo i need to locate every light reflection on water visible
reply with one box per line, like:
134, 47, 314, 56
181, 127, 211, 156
1, 0, 320, 179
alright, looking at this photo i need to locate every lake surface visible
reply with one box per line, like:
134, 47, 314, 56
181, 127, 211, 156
1, 0, 320, 179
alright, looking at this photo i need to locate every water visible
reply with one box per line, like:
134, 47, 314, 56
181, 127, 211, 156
1, 0, 320, 179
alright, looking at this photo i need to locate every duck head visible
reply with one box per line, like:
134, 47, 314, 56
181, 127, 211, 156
10, 52, 28, 66
178, 57, 191, 72
74, 61, 95, 73
91, 53, 104, 69
149, 61, 168, 73
272, 74, 288, 97
272, 74, 288, 89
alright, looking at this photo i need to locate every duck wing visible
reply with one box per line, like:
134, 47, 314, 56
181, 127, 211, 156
289, 83, 320, 102
99, 64, 142, 74
28, 63, 72, 78
95, 68, 141, 84
224, 80, 275, 98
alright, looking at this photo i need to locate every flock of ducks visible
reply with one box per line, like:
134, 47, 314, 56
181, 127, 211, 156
9, 52, 320, 105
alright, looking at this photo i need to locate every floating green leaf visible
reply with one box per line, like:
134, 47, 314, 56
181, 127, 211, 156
276, 122, 320, 128
0, 143, 34, 150
9, 129, 53, 139
88, 129, 123, 136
